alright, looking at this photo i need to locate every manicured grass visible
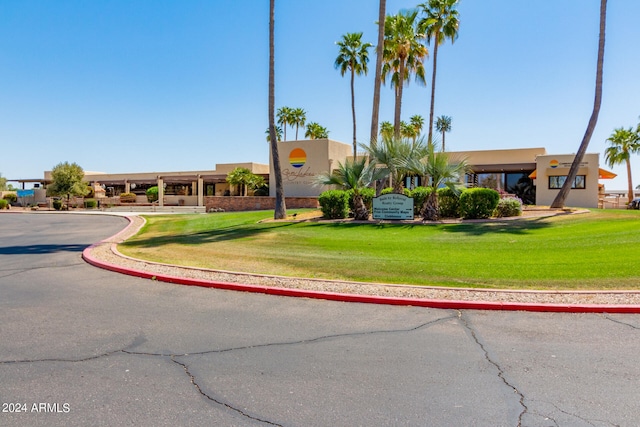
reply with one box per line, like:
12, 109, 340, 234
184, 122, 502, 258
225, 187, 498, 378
118, 209, 640, 290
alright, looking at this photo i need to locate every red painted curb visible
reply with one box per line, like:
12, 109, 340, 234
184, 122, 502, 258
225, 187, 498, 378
81, 216, 640, 314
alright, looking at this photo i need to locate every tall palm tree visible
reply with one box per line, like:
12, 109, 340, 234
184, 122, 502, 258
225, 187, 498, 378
551, 0, 606, 208
418, 0, 459, 143
265, 126, 283, 142
305, 122, 329, 139
605, 127, 640, 203
401, 121, 418, 141
435, 115, 452, 150
370, 0, 386, 148
335, 32, 372, 159
410, 114, 425, 136
269, 0, 286, 219
291, 108, 306, 140
382, 10, 428, 138
362, 135, 428, 193
276, 106, 294, 141
315, 157, 387, 220
379, 121, 394, 140
403, 140, 468, 220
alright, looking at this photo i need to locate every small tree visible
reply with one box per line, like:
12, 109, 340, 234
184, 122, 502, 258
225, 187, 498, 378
46, 162, 89, 208
226, 168, 265, 196
0, 173, 7, 191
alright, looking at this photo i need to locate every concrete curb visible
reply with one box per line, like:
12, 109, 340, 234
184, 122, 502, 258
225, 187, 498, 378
81, 215, 640, 314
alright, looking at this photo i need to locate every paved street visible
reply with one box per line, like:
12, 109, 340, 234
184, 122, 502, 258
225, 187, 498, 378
1, 213, 639, 426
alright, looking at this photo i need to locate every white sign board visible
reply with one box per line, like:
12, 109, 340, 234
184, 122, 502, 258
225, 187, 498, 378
372, 194, 414, 220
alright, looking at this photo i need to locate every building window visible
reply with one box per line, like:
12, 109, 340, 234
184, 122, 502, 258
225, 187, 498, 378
549, 175, 586, 189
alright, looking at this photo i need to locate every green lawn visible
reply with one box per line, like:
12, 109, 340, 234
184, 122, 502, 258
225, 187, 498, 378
118, 209, 640, 290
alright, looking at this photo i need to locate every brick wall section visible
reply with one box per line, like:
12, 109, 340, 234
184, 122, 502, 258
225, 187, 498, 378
205, 196, 318, 212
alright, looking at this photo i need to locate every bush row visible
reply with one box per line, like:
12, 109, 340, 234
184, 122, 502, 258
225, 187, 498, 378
319, 187, 521, 220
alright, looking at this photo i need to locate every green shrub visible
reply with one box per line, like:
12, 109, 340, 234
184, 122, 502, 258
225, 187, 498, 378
85, 186, 95, 198
0, 199, 8, 209
84, 198, 98, 209
146, 186, 159, 203
459, 188, 500, 219
380, 187, 411, 197
437, 187, 461, 218
53, 199, 63, 210
409, 187, 431, 216
253, 186, 269, 196
494, 196, 523, 218
347, 187, 375, 215
3, 193, 17, 204
119, 192, 137, 203
318, 190, 349, 219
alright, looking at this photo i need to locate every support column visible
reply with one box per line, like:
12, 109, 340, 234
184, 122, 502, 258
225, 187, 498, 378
125, 180, 131, 193
197, 176, 204, 207
157, 177, 164, 207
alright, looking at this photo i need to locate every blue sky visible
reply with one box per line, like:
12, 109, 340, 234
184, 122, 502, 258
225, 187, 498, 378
1, 0, 639, 190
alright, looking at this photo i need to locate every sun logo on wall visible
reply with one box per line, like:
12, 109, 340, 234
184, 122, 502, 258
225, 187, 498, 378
550, 159, 559, 168
289, 148, 307, 168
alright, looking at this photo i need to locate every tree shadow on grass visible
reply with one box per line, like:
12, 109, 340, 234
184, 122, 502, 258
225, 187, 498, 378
121, 222, 297, 249
0, 244, 88, 255
443, 217, 553, 236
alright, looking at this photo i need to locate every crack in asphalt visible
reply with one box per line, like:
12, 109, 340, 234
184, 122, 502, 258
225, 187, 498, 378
457, 311, 528, 427
0, 313, 457, 425
602, 314, 640, 330
171, 356, 283, 426
546, 401, 621, 427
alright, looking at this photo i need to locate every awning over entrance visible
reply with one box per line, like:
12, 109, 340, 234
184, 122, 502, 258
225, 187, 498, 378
528, 168, 617, 180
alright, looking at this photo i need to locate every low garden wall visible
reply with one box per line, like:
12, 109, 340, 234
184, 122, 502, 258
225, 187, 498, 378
205, 196, 318, 212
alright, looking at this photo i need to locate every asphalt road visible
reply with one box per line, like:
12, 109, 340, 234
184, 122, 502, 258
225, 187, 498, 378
1, 213, 639, 426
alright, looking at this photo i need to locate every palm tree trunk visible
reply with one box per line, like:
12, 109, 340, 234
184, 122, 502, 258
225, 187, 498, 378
442, 129, 446, 151
354, 194, 369, 220
626, 158, 634, 203
427, 40, 439, 144
394, 60, 405, 138
269, 0, 286, 219
350, 66, 357, 160
551, 0, 606, 208
370, 0, 386, 148
421, 190, 439, 221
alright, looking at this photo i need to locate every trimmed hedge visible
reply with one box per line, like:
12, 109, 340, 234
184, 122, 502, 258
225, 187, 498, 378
494, 196, 523, 218
459, 188, 500, 219
84, 198, 98, 209
119, 192, 137, 203
409, 187, 431, 216
53, 199, 63, 210
437, 187, 461, 219
318, 190, 349, 219
146, 186, 159, 203
0, 199, 8, 209
3, 193, 17, 204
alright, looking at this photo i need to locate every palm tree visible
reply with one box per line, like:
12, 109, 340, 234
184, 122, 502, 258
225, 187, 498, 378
435, 115, 452, 150
401, 121, 418, 141
226, 167, 265, 196
335, 32, 372, 159
291, 108, 306, 140
305, 122, 329, 139
418, 0, 459, 143
315, 157, 387, 220
410, 114, 425, 136
265, 126, 283, 142
382, 10, 428, 138
276, 106, 294, 141
403, 139, 468, 220
370, 0, 387, 148
551, 0, 606, 208
379, 121, 394, 140
605, 127, 640, 203
362, 135, 428, 193
269, 0, 286, 219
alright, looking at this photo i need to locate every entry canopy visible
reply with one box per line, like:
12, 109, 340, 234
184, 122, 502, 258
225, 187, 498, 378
528, 168, 617, 180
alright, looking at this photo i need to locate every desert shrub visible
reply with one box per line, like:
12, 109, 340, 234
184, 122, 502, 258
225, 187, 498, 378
409, 187, 431, 216
84, 198, 98, 209
347, 187, 375, 215
53, 199, 63, 210
494, 196, 523, 218
318, 190, 349, 219
146, 186, 159, 203
3, 193, 17, 204
459, 188, 500, 219
0, 199, 8, 209
437, 187, 461, 218
119, 192, 137, 203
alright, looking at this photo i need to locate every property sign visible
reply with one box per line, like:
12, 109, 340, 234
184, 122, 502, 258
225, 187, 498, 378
17, 189, 35, 198
372, 194, 414, 220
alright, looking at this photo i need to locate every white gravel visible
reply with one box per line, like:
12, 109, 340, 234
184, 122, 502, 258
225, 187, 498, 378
85, 214, 640, 306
